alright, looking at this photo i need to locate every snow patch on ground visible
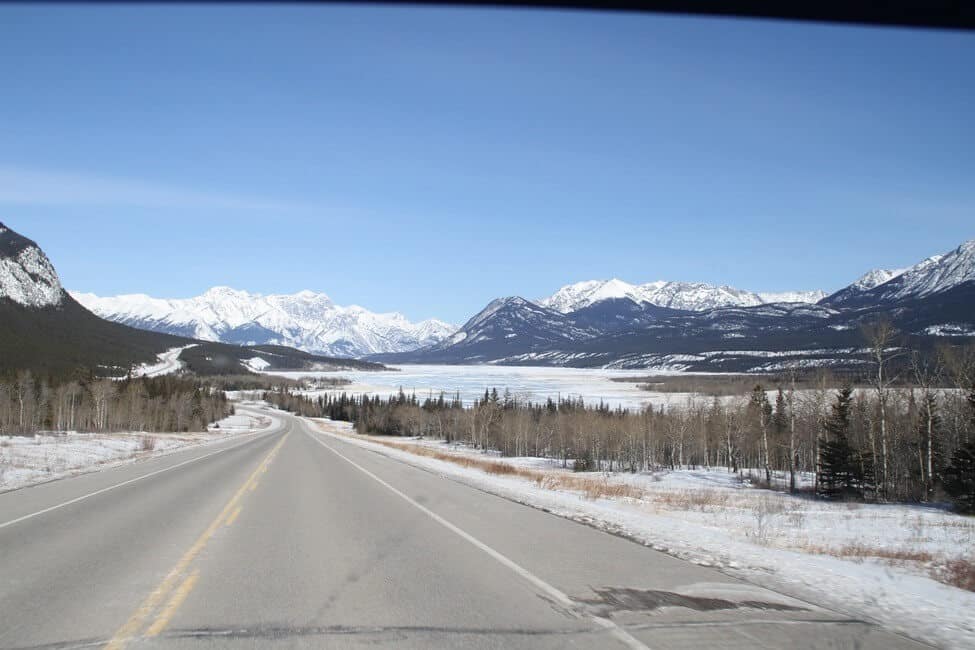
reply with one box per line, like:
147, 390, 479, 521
0, 411, 271, 492
923, 323, 975, 337
309, 419, 975, 650
242, 356, 271, 371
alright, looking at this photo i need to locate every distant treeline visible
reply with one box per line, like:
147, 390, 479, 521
268, 342, 975, 511
203, 374, 304, 392
0, 372, 232, 434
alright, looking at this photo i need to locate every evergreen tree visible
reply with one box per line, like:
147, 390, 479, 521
943, 440, 975, 514
773, 387, 788, 437
818, 385, 866, 500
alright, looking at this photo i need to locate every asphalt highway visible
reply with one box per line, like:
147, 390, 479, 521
0, 407, 929, 649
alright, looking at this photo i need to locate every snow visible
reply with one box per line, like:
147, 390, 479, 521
274, 363, 675, 409
877, 241, 975, 301
70, 286, 457, 357
462, 296, 521, 331
0, 410, 271, 492
213, 413, 262, 430
830, 240, 975, 305
851, 267, 908, 291
750, 358, 871, 372
701, 348, 865, 359
0, 226, 63, 308
126, 344, 196, 378
923, 323, 975, 337
277, 363, 796, 410
311, 419, 975, 649
601, 353, 705, 371
544, 241, 974, 318
242, 356, 271, 371
540, 279, 827, 314
756, 289, 828, 304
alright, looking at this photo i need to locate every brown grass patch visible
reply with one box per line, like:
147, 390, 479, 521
356, 435, 649, 501
651, 489, 732, 511
803, 543, 935, 564
936, 558, 975, 592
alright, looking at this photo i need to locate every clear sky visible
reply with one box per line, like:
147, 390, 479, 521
1, 5, 972, 323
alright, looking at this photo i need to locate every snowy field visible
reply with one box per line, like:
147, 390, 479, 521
266, 363, 706, 410
310, 417, 975, 649
0, 411, 270, 492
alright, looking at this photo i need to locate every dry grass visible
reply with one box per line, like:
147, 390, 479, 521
801, 543, 975, 592
140, 435, 157, 452
937, 558, 975, 592
329, 431, 650, 502
651, 489, 731, 511
803, 543, 935, 564
320, 426, 785, 509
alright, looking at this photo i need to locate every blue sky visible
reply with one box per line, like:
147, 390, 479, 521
1, 5, 972, 323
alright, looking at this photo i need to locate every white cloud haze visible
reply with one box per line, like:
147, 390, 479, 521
0, 165, 305, 213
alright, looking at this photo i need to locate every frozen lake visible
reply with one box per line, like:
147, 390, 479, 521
264, 364, 702, 411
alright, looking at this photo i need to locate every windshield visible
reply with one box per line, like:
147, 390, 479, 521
1, 4, 973, 649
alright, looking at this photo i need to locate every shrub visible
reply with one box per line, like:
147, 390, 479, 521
938, 558, 975, 592
573, 453, 596, 472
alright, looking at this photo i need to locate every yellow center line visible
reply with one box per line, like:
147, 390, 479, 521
144, 570, 200, 637
103, 430, 289, 649
225, 506, 242, 527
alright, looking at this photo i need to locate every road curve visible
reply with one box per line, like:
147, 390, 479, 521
0, 407, 928, 649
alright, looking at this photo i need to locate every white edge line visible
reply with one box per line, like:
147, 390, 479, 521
301, 422, 650, 650
0, 426, 279, 531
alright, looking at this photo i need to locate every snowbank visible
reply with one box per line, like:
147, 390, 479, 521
1, 411, 271, 492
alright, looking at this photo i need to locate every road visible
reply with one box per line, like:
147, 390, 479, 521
0, 407, 928, 649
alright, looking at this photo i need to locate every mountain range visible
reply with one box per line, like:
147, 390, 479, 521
4, 220, 973, 374
75, 272, 830, 359
374, 240, 975, 372
538, 278, 827, 313
72, 288, 456, 358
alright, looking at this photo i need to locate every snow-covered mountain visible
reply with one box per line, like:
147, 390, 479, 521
824, 241, 974, 308
72, 287, 457, 358
867, 243, 971, 302
451, 296, 593, 347
376, 296, 597, 365
0, 222, 63, 308
538, 279, 648, 313
756, 290, 828, 304
819, 268, 909, 306
540, 279, 825, 314
852, 268, 908, 292
381, 238, 975, 370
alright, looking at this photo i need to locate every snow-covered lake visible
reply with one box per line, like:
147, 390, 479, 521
264, 364, 702, 410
